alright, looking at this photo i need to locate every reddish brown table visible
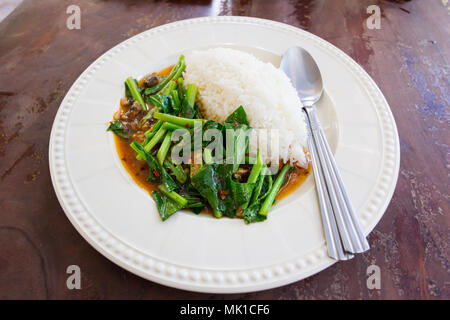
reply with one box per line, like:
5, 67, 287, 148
0, 0, 448, 299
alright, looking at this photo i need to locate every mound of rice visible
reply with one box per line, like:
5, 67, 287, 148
183, 48, 308, 168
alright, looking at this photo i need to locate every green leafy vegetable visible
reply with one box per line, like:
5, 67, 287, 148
224, 123, 251, 172
163, 122, 186, 131
152, 191, 184, 221
163, 158, 187, 184
184, 194, 206, 211
181, 84, 198, 118
170, 90, 181, 113
242, 150, 263, 210
153, 112, 203, 129
138, 124, 167, 160
229, 178, 255, 215
204, 148, 213, 164
145, 55, 186, 95
143, 120, 163, 145
243, 203, 266, 224
203, 120, 224, 132
223, 106, 252, 172
177, 77, 186, 98
191, 165, 223, 218
146, 94, 171, 113
107, 120, 129, 138
225, 105, 249, 126
125, 77, 147, 111
157, 131, 172, 165
250, 173, 265, 206
258, 172, 273, 201
158, 184, 187, 207
247, 150, 263, 184
125, 78, 140, 99
162, 80, 177, 96
259, 164, 292, 216
139, 108, 157, 127
130, 141, 178, 192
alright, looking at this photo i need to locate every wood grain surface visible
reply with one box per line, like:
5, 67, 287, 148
0, 0, 448, 299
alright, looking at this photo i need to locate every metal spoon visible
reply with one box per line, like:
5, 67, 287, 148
280, 47, 369, 259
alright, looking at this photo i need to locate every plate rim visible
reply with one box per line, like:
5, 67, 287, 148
49, 16, 400, 293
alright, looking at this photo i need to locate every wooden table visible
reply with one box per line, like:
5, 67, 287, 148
0, 0, 448, 300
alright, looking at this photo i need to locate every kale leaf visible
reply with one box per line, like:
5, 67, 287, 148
152, 191, 184, 221
107, 120, 130, 139
191, 164, 223, 218
146, 94, 171, 114
225, 105, 249, 126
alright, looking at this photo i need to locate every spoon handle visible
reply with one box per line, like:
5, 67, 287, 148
304, 106, 369, 255
305, 111, 354, 260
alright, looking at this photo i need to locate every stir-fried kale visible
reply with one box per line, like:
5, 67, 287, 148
108, 55, 294, 223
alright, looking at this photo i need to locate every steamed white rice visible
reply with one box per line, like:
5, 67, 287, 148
183, 48, 308, 168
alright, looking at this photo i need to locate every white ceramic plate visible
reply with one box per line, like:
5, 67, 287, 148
49, 17, 400, 293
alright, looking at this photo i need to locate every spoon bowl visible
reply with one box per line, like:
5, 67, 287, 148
280, 47, 323, 107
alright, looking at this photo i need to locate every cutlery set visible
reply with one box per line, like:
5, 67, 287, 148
281, 47, 370, 260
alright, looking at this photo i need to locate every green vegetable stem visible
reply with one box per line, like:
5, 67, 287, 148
125, 77, 147, 111
259, 164, 291, 216
145, 55, 186, 95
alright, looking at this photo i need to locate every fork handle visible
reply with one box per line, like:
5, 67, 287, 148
304, 106, 369, 254
305, 111, 354, 260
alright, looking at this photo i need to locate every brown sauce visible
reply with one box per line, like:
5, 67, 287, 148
277, 163, 311, 200
113, 65, 311, 210
116, 135, 160, 194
